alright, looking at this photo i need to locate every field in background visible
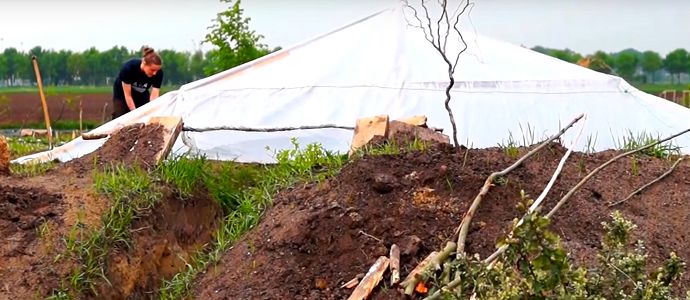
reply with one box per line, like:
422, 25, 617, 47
0, 83, 687, 131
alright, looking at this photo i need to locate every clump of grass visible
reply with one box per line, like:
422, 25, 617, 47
354, 136, 432, 157
614, 130, 680, 159
9, 161, 56, 176
157, 154, 208, 198
498, 131, 520, 159
159, 139, 346, 299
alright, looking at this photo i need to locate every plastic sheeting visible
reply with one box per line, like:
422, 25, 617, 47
14, 5, 690, 164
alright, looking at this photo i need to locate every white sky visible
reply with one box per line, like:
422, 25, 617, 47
0, 0, 689, 56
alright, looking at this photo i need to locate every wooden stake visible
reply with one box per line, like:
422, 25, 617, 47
31, 55, 53, 149
348, 256, 390, 300
389, 244, 401, 286
79, 98, 83, 134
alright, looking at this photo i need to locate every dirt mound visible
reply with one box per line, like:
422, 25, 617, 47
193, 143, 690, 299
0, 184, 67, 296
65, 123, 165, 174
0, 121, 221, 299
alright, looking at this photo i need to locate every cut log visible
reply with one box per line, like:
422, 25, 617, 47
395, 115, 427, 127
349, 115, 389, 156
388, 120, 449, 145
390, 244, 401, 286
348, 256, 390, 300
19, 129, 49, 137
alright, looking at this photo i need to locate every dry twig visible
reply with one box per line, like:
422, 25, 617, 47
454, 114, 584, 258
483, 115, 587, 265
608, 157, 684, 207
547, 128, 690, 218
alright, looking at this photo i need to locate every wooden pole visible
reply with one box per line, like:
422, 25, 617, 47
31, 55, 53, 149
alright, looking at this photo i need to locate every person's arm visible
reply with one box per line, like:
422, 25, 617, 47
121, 82, 136, 111
150, 88, 160, 101
150, 70, 163, 101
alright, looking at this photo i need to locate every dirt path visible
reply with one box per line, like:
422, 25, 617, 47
192, 143, 690, 299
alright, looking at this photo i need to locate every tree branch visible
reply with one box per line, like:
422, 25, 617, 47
483, 116, 587, 265
547, 128, 690, 218
182, 124, 354, 133
608, 157, 683, 207
455, 114, 584, 258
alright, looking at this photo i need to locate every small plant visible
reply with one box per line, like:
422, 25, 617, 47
426, 199, 688, 299
630, 155, 640, 176
498, 131, 520, 159
584, 133, 598, 154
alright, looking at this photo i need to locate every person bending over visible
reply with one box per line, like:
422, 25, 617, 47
111, 46, 164, 119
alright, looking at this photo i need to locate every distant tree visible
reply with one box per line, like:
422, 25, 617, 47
663, 48, 689, 84
588, 51, 615, 74
0, 55, 7, 86
189, 50, 207, 81
548, 48, 582, 64
640, 50, 662, 83
203, 0, 273, 75
614, 51, 639, 81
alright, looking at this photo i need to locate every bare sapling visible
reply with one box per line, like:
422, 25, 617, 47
403, 0, 473, 147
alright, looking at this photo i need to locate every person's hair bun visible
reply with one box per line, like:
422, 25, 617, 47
142, 46, 155, 56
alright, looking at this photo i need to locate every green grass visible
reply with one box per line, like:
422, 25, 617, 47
51, 165, 161, 298
0, 85, 180, 95
632, 83, 689, 95
613, 130, 680, 159
5, 135, 74, 159
158, 138, 347, 299
0, 120, 101, 130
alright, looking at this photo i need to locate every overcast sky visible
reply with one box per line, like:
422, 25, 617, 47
0, 0, 688, 56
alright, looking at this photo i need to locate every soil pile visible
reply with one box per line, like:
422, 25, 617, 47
0, 123, 221, 299
194, 143, 690, 299
65, 123, 165, 174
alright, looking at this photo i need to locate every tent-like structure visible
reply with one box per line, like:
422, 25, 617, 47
14, 4, 690, 164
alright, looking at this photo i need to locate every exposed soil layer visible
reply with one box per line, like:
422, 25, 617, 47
0, 122, 221, 299
193, 142, 690, 299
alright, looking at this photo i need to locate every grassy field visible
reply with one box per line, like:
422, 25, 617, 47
633, 83, 689, 95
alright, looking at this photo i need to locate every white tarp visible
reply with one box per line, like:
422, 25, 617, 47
14, 5, 690, 164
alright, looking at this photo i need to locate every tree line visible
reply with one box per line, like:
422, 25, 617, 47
0, 1, 277, 89
533, 46, 690, 84
0, 46, 213, 87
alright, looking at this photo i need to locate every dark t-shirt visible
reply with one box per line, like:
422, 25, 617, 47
112, 58, 164, 108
